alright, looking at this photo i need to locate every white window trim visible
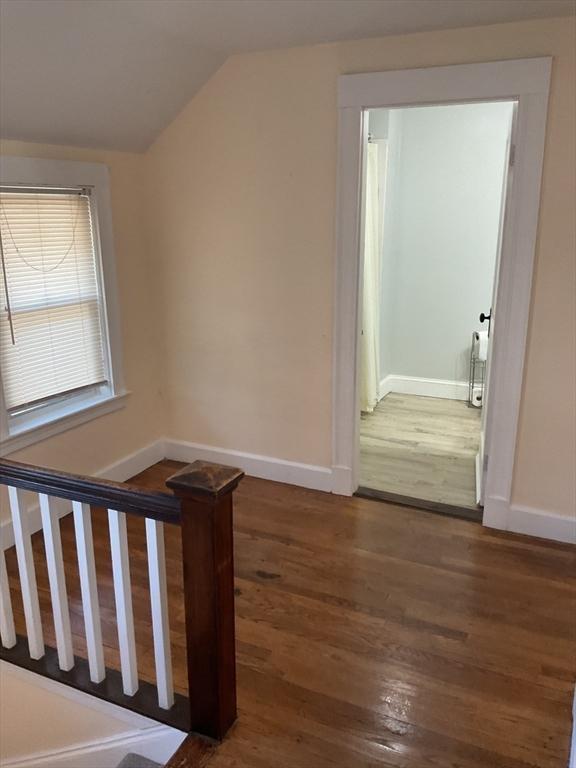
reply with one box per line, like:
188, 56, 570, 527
0, 156, 127, 455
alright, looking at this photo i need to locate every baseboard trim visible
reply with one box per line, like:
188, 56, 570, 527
0, 438, 332, 549
378, 377, 391, 400
163, 438, 333, 493
330, 464, 353, 496
483, 496, 576, 544
380, 374, 469, 401
96, 440, 166, 483
506, 504, 576, 544
2, 439, 572, 546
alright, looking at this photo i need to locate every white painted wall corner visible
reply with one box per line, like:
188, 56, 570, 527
96, 439, 166, 482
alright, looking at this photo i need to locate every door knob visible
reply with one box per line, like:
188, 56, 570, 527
480, 310, 492, 337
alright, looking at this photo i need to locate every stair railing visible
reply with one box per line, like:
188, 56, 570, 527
0, 458, 243, 741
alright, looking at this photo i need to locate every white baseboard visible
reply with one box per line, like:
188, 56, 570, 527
96, 440, 166, 482
0, 438, 333, 549
483, 496, 576, 544
378, 377, 391, 400
380, 374, 469, 401
163, 438, 333, 493
330, 464, 354, 496
0, 440, 166, 550
2, 439, 572, 546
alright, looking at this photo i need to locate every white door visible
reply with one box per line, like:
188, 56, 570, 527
476, 104, 517, 505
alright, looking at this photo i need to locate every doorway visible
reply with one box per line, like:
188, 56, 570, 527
332, 59, 551, 534
358, 101, 514, 517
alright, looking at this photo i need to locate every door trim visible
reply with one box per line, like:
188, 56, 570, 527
331, 58, 552, 534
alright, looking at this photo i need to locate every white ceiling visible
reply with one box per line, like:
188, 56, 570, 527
1, 0, 573, 152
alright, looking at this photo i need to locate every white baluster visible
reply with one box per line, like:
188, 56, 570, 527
39, 494, 74, 671
145, 519, 174, 709
108, 509, 138, 696
8, 487, 44, 659
73, 501, 105, 683
0, 547, 16, 648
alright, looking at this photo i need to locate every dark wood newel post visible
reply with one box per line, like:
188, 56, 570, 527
166, 460, 244, 741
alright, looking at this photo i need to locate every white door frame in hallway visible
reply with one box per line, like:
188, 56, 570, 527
331, 58, 552, 535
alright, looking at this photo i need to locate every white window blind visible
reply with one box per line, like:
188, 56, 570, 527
0, 188, 108, 412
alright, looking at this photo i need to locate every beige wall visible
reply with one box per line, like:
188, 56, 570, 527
146, 16, 575, 519
0, 142, 164, 490
145, 44, 337, 466
1, 17, 574, 523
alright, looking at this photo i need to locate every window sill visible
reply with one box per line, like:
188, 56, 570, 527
0, 391, 130, 456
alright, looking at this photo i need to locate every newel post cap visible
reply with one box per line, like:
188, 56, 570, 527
165, 460, 244, 499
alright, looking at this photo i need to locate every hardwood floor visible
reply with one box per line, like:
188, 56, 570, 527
4, 460, 576, 767
360, 393, 482, 509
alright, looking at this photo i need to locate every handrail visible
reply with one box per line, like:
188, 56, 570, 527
0, 458, 181, 523
0, 456, 244, 742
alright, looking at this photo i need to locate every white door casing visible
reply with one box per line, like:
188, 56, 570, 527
476, 103, 517, 506
332, 58, 552, 533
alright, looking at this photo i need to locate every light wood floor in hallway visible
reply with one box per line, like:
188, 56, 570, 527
4, 460, 575, 767
360, 393, 482, 509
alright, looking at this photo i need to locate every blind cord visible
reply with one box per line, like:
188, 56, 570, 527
0, 195, 83, 274
0, 227, 16, 345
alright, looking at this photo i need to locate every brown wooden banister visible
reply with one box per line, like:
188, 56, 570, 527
0, 457, 243, 744
0, 458, 181, 522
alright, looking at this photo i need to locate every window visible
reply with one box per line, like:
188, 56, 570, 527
0, 188, 108, 410
0, 158, 126, 452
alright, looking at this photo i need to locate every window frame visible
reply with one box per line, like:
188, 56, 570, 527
0, 156, 127, 454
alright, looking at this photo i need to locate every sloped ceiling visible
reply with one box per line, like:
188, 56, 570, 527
1, 0, 573, 151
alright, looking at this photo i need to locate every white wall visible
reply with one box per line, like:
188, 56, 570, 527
0, 663, 185, 768
374, 102, 513, 388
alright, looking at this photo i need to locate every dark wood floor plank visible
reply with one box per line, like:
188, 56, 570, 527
4, 459, 575, 767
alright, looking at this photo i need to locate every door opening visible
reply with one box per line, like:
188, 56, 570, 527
332, 59, 551, 535
357, 100, 516, 518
